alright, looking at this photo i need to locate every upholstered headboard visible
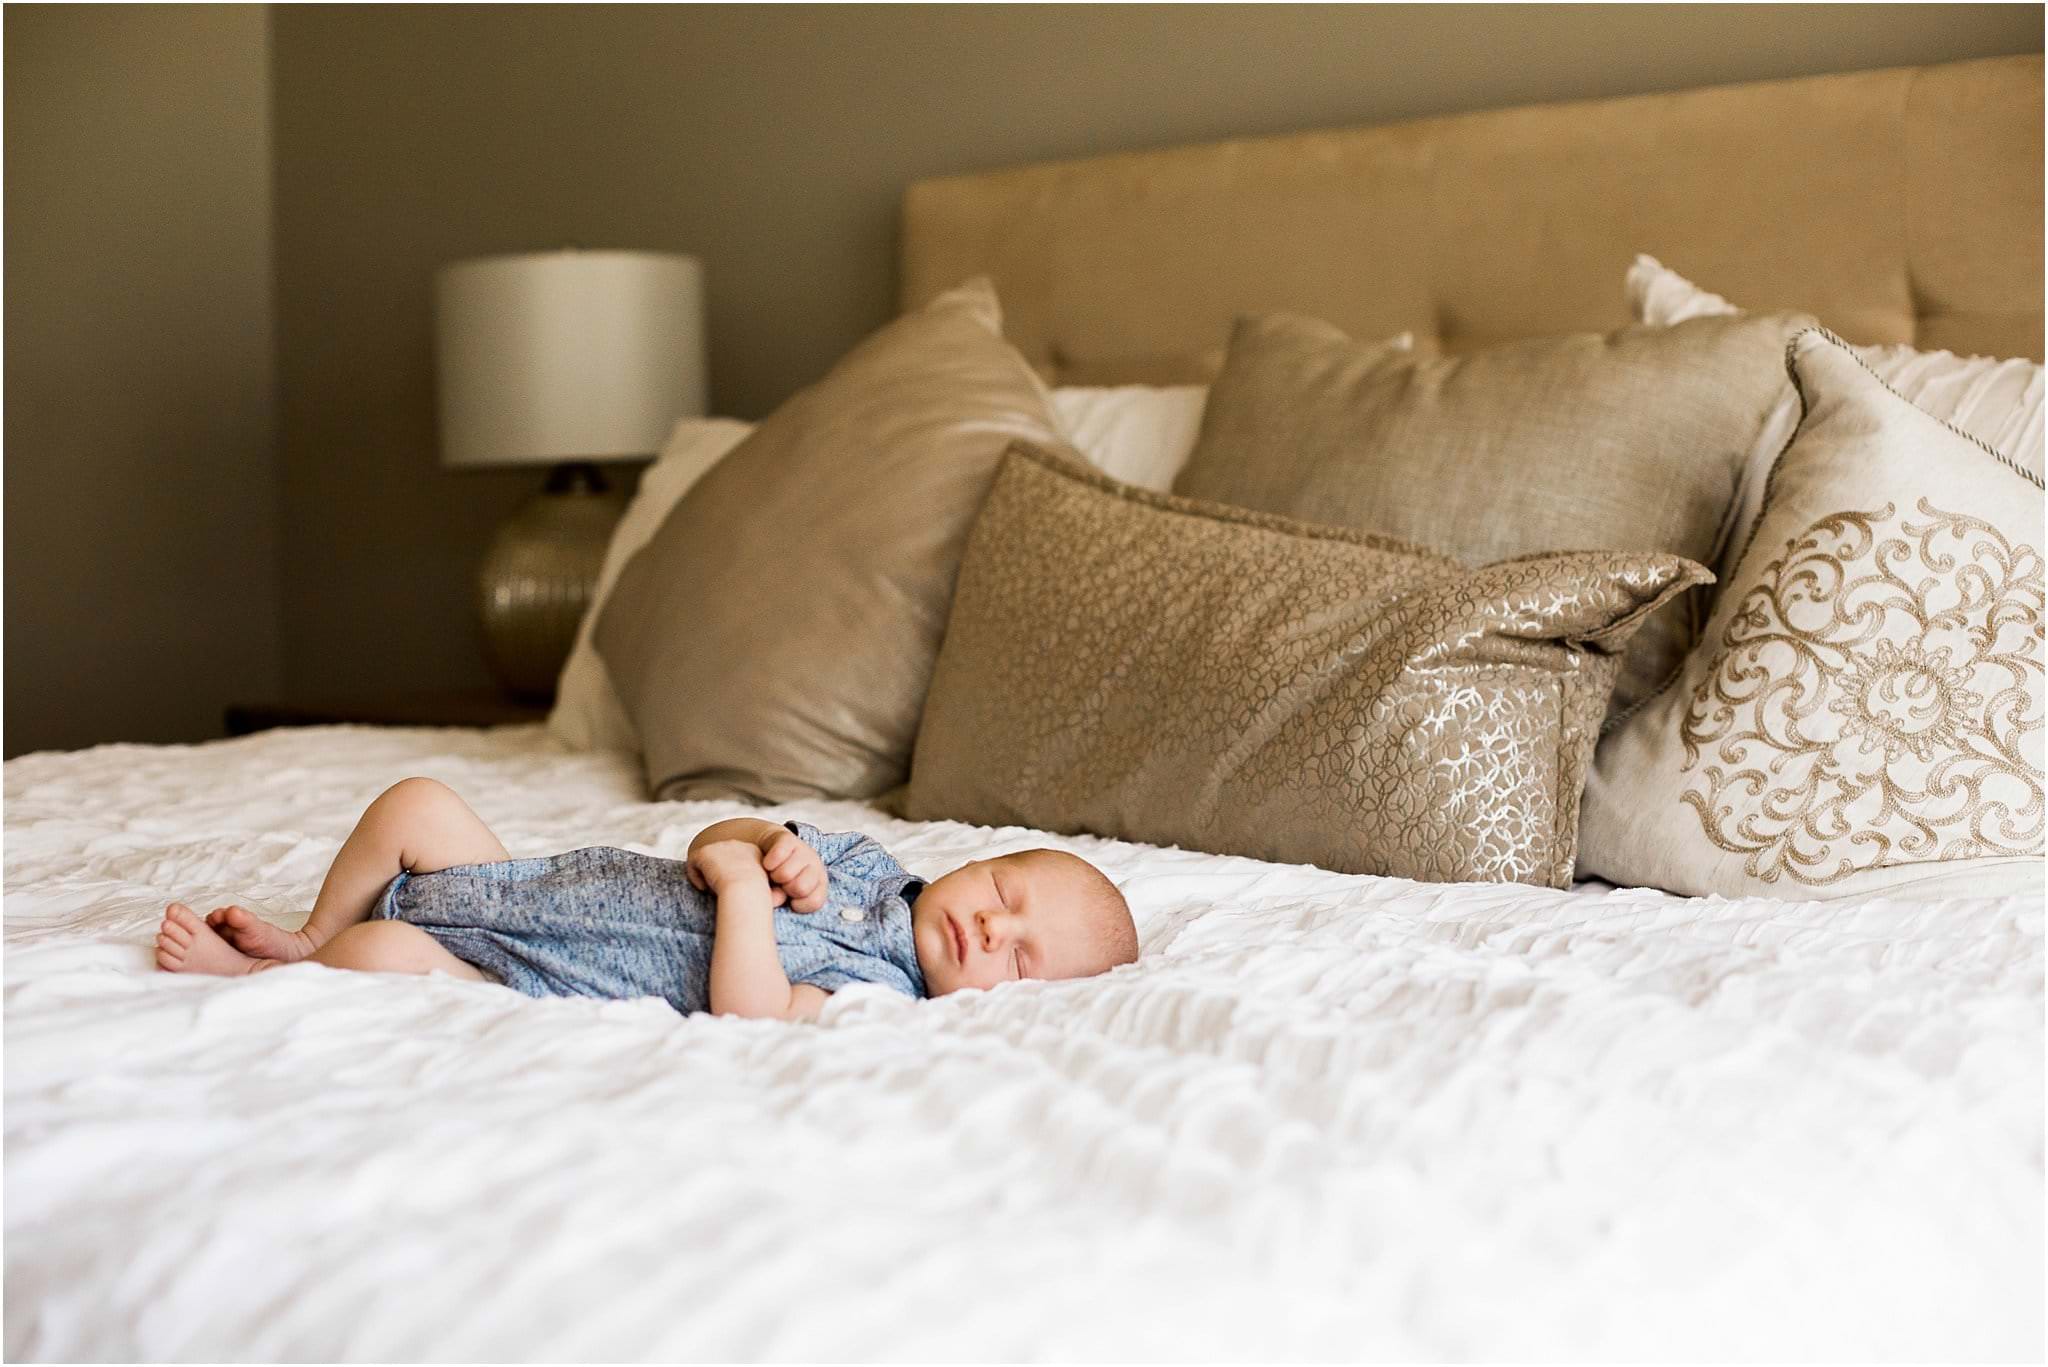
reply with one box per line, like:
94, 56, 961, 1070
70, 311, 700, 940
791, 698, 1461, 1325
901, 55, 2043, 382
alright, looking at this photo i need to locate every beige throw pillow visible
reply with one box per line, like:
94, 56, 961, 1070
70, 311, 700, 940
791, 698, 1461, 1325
1581, 328, 2046, 900
1171, 310, 1808, 723
548, 417, 756, 753
905, 444, 1708, 887
595, 278, 1086, 802
551, 386, 1209, 756
1630, 258, 2047, 479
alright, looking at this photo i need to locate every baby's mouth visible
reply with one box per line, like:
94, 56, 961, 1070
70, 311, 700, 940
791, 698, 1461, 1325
947, 914, 967, 965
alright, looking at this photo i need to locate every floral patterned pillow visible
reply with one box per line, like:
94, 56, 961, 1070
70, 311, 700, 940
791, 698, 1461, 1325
1580, 327, 2045, 900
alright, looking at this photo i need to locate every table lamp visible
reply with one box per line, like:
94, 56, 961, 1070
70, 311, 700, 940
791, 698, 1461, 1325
435, 248, 705, 701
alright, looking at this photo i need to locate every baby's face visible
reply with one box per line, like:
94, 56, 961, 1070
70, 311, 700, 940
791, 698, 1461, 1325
910, 852, 1119, 996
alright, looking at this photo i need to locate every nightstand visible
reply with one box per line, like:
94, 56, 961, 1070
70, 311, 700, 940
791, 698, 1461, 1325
224, 688, 551, 737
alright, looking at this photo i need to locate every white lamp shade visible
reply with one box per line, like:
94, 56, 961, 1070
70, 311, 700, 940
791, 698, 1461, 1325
435, 249, 705, 468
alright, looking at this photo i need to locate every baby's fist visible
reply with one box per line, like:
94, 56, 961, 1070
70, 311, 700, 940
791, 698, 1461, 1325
686, 839, 766, 895
759, 830, 828, 913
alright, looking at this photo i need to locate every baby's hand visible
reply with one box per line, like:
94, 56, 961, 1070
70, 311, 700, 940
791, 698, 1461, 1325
758, 829, 828, 913
686, 840, 769, 897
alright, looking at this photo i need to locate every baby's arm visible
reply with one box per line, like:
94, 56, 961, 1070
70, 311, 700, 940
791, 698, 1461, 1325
688, 817, 787, 854
687, 818, 828, 912
688, 840, 830, 1023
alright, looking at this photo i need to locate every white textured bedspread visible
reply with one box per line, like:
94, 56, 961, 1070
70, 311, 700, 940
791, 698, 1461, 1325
5, 725, 2041, 1361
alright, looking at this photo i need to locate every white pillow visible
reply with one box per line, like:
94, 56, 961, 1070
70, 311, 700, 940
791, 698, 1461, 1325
548, 388, 1211, 752
1048, 385, 1207, 490
1628, 255, 2044, 585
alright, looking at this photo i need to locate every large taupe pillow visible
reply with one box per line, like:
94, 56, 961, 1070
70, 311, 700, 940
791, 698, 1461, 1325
1581, 327, 2045, 900
1172, 310, 1809, 722
596, 278, 1086, 802
905, 444, 1708, 887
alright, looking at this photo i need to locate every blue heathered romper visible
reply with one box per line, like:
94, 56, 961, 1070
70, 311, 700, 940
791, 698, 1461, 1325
368, 821, 928, 1012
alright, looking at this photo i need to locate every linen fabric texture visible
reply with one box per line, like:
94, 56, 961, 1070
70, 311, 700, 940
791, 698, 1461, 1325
905, 444, 1709, 887
1580, 328, 2046, 900
370, 821, 928, 1010
1171, 310, 1807, 723
1627, 253, 2045, 593
595, 277, 1087, 802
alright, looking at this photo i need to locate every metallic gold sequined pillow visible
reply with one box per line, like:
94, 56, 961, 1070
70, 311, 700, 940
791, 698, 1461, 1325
1581, 328, 2047, 900
905, 444, 1709, 887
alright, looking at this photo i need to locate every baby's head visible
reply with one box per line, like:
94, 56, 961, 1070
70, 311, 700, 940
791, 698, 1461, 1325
910, 848, 1136, 996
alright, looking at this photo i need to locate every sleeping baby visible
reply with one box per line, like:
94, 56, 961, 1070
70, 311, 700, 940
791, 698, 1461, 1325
153, 777, 1137, 1021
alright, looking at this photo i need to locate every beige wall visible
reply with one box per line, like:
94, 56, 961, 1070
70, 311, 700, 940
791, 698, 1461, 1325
5, 3, 281, 757
10, 6, 2042, 747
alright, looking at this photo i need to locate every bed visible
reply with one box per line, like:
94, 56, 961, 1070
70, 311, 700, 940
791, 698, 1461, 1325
7, 55, 2043, 1361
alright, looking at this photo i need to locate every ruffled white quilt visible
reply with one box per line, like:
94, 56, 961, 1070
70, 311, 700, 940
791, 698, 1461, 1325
5, 724, 2041, 1360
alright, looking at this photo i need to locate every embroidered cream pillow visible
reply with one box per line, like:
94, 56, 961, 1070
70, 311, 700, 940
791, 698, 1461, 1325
906, 443, 1707, 888
1581, 328, 2046, 899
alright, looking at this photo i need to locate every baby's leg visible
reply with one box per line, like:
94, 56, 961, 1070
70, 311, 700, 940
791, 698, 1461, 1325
203, 777, 510, 963
301, 921, 489, 981
157, 905, 486, 982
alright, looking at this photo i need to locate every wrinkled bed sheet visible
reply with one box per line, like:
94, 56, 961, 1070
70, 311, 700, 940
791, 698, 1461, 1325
5, 724, 2041, 1361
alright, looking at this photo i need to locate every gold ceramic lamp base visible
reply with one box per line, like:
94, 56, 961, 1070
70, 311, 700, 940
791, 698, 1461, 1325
477, 462, 627, 702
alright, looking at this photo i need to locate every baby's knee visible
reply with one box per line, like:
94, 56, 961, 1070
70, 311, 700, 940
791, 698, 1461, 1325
371, 776, 459, 823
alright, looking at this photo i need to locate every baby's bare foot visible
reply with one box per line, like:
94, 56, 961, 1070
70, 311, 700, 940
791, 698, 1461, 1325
156, 903, 263, 976
205, 904, 312, 962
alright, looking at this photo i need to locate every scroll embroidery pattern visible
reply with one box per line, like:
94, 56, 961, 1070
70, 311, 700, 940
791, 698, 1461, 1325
1679, 500, 2045, 884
